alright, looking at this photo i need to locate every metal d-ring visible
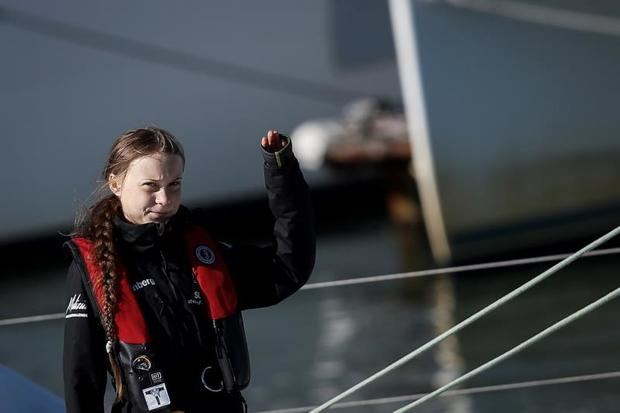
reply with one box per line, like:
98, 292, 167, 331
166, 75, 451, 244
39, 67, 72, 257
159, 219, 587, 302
201, 366, 223, 393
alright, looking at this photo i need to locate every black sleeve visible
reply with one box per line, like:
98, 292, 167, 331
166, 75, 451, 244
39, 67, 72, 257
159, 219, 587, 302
63, 260, 107, 413
223, 139, 316, 310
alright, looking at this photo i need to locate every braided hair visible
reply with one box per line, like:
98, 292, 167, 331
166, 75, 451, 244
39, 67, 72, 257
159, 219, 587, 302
75, 127, 184, 402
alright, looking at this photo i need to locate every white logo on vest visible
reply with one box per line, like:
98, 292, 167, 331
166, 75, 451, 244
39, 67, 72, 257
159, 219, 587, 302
195, 245, 216, 265
132, 278, 156, 292
150, 372, 163, 384
66, 294, 88, 319
142, 383, 171, 411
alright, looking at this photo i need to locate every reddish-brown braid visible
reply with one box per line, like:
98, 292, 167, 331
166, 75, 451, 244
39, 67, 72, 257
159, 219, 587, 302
83, 194, 125, 400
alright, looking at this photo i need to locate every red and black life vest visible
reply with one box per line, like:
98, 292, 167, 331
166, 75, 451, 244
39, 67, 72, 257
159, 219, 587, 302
69, 225, 250, 413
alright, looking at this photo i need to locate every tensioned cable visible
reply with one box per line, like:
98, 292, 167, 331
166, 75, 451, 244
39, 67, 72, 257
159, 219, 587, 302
440, 0, 620, 37
393, 285, 620, 412
254, 370, 620, 413
3, 245, 620, 327
0, 313, 65, 327
0, 6, 363, 105
301, 246, 620, 290
308, 225, 620, 412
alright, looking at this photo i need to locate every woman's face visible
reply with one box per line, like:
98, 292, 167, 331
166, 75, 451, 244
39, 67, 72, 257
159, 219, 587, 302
109, 153, 184, 225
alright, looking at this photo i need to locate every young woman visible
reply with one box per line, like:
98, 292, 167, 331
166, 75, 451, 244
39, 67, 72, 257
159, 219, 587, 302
63, 127, 315, 413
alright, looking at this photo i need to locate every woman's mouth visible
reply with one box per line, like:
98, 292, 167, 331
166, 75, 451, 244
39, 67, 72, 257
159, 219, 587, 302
147, 211, 170, 219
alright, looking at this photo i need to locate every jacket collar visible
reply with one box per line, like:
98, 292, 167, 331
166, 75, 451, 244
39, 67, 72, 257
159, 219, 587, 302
113, 206, 190, 252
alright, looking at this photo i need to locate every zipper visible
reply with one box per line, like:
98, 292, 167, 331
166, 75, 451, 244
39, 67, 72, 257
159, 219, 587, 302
160, 248, 207, 348
159, 250, 179, 303
213, 319, 236, 391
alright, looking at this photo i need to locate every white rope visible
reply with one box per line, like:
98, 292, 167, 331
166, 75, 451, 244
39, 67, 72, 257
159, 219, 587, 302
0, 312, 64, 327
440, 0, 620, 37
255, 370, 620, 413
393, 285, 620, 412
3, 246, 620, 327
308, 225, 620, 412
301, 246, 620, 290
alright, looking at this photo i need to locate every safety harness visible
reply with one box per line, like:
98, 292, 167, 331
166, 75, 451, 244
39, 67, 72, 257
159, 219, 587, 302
69, 225, 250, 412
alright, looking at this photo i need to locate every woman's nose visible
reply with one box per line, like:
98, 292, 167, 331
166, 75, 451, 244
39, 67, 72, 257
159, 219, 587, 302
155, 189, 169, 205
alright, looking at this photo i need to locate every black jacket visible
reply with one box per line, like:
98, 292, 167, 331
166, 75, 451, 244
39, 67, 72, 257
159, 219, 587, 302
63, 142, 315, 413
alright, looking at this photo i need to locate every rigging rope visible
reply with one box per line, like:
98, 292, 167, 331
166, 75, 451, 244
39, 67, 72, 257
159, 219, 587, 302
0, 312, 65, 327
393, 285, 620, 412
255, 370, 620, 413
301, 246, 620, 290
308, 225, 620, 412
3, 245, 620, 327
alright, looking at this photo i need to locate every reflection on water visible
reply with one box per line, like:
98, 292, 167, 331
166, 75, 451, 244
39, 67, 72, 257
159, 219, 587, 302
313, 296, 357, 402
431, 275, 471, 413
2, 217, 620, 412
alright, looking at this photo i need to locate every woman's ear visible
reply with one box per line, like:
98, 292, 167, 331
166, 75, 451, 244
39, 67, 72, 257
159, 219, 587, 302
108, 174, 122, 197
